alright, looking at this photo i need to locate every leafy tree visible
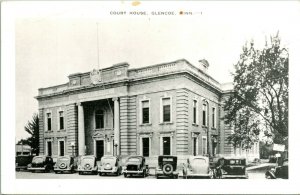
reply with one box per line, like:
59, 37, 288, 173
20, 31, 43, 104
225, 32, 288, 149
17, 113, 39, 155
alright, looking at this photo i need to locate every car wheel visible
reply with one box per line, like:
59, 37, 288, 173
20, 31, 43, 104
54, 171, 58, 174
124, 173, 127, 178
162, 164, 173, 175
79, 172, 82, 175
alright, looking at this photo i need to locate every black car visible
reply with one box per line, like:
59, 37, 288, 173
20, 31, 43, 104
265, 159, 288, 179
27, 156, 54, 173
16, 155, 33, 171
216, 157, 248, 179
123, 156, 149, 178
155, 155, 179, 179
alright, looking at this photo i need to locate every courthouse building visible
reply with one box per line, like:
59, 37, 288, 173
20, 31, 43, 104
36, 59, 259, 161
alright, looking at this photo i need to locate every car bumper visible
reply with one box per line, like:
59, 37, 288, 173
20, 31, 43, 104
123, 170, 143, 174
186, 173, 212, 178
156, 170, 179, 176
222, 174, 248, 179
99, 169, 118, 173
54, 168, 72, 171
28, 167, 46, 171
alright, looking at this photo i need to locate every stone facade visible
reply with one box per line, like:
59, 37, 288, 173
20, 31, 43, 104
36, 59, 259, 161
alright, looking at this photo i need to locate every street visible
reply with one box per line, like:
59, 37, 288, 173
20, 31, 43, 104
16, 168, 266, 179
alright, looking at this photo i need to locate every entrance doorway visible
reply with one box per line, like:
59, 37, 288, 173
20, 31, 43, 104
47, 141, 52, 156
162, 137, 171, 155
59, 141, 65, 156
95, 140, 104, 161
193, 137, 197, 156
142, 137, 150, 157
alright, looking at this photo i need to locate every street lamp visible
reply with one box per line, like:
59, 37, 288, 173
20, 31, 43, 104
114, 141, 118, 156
70, 142, 75, 157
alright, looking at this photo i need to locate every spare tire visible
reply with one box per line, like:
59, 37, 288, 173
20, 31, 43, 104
59, 162, 66, 169
163, 164, 173, 175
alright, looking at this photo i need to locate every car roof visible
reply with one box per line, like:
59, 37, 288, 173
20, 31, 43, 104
102, 155, 117, 159
188, 155, 209, 160
128, 155, 143, 159
222, 156, 247, 160
81, 155, 96, 158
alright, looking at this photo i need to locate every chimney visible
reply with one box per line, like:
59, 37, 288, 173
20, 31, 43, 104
199, 59, 209, 73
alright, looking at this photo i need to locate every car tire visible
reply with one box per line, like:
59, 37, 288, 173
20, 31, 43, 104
162, 164, 173, 175
142, 170, 146, 178
79, 172, 82, 175
124, 173, 127, 178
54, 171, 58, 174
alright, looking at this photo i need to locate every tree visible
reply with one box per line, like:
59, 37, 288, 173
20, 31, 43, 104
225, 32, 288, 149
18, 113, 39, 155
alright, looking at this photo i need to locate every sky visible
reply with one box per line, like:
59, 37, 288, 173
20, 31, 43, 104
13, 1, 299, 141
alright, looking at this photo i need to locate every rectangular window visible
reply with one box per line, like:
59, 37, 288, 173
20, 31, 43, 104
212, 107, 216, 128
193, 100, 197, 124
47, 141, 52, 156
47, 113, 52, 131
142, 137, 150, 157
162, 98, 171, 122
202, 137, 207, 155
202, 104, 207, 126
95, 110, 104, 129
59, 140, 65, 156
142, 100, 150, 124
163, 137, 171, 155
59, 111, 64, 130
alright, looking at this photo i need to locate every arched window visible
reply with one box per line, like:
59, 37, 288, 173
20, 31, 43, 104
95, 109, 104, 129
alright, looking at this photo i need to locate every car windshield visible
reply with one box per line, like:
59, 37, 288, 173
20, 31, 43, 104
191, 158, 206, 166
226, 159, 245, 165
128, 157, 141, 162
162, 157, 174, 162
101, 157, 116, 165
82, 157, 95, 165
32, 157, 44, 163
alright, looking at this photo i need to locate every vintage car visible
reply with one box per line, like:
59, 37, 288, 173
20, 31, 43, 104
216, 157, 248, 179
54, 155, 76, 174
98, 155, 122, 176
123, 156, 149, 178
77, 155, 98, 175
183, 156, 214, 179
27, 155, 54, 173
155, 155, 179, 179
16, 155, 33, 171
265, 159, 288, 179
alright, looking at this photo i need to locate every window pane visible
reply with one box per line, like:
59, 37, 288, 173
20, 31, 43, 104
193, 107, 197, 124
202, 110, 206, 126
47, 118, 51, 131
142, 107, 149, 124
163, 105, 170, 122
212, 108, 215, 128
95, 110, 104, 129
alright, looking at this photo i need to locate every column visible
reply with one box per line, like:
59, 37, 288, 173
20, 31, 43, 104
113, 97, 120, 155
77, 102, 85, 156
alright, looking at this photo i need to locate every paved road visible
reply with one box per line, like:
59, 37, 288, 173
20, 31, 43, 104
16, 170, 265, 179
